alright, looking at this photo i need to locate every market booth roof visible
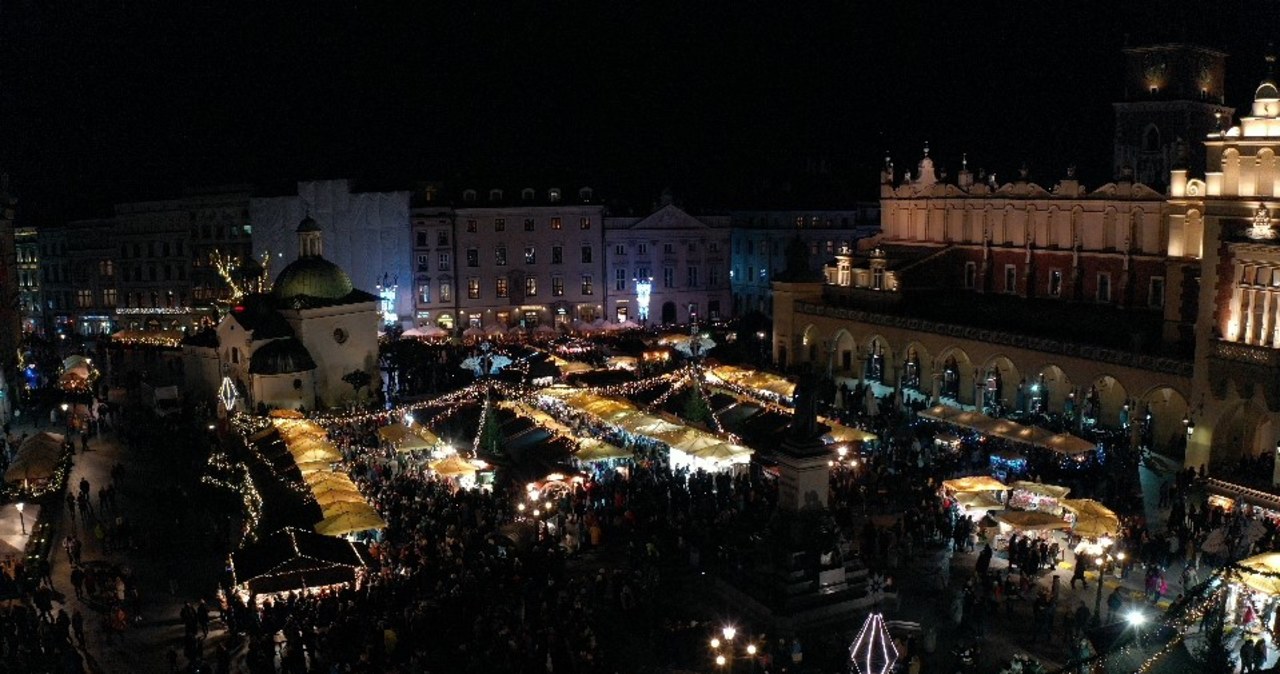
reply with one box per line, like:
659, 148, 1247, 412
1011, 481, 1071, 499
377, 423, 440, 452
574, 438, 632, 463
230, 526, 373, 595
1061, 498, 1120, 537
942, 476, 1008, 493
822, 421, 878, 444
955, 491, 1005, 511
314, 503, 387, 537
919, 404, 962, 422
4, 442, 64, 484
950, 411, 997, 433
994, 510, 1071, 530
430, 455, 479, 477
1232, 553, 1280, 595
1043, 433, 1097, 455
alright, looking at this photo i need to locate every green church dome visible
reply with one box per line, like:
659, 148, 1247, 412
273, 257, 355, 301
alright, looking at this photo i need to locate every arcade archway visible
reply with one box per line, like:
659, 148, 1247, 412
832, 329, 857, 375
980, 355, 1021, 414
901, 341, 932, 395
1210, 401, 1273, 468
1084, 375, 1129, 429
1030, 364, 1073, 414
861, 334, 894, 385
936, 347, 975, 405
1139, 386, 1190, 455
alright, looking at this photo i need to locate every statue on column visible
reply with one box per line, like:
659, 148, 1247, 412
790, 369, 822, 442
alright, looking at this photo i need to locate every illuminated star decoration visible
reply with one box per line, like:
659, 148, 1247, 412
219, 376, 239, 411
461, 354, 513, 376
672, 334, 716, 358
849, 612, 898, 674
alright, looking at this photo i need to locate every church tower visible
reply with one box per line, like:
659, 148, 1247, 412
1113, 43, 1234, 189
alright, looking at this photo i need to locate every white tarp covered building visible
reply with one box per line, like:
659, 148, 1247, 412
251, 180, 412, 326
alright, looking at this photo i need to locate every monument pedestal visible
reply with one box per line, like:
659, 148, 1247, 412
714, 431, 894, 631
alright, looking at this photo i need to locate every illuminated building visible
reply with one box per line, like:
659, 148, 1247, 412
603, 195, 731, 325
184, 215, 379, 410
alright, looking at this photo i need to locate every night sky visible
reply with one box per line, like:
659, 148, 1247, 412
2, 0, 1276, 218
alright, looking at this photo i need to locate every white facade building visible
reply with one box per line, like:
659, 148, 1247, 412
604, 203, 731, 325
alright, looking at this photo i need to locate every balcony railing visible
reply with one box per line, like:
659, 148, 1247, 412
1210, 339, 1280, 367
794, 301, 1193, 377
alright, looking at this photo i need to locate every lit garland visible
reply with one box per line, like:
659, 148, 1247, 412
202, 449, 263, 544
110, 332, 184, 348
113, 306, 201, 315
212, 248, 273, 302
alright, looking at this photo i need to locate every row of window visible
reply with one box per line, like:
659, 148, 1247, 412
460, 187, 592, 203
735, 239, 850, 256
419, 275, 597, 303
194, 223, 249, 240
732, 267, 771, 284
460, 216, 593, 234
120, 241, 185, 259
961, 262, 1165, 307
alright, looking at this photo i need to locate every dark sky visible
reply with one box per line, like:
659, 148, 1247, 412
1, 0, 1276, 218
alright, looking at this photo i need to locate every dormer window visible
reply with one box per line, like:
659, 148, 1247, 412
462, 189, 477, 203
521, 188, 535, 201
489, 189, 503, 202
578, 187, 594, 201
548, 188, 562, 203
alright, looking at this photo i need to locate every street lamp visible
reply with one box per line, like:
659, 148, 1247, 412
1090, 545, 1122, 627
14, 502, 25, 535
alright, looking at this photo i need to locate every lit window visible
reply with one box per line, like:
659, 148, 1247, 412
439, 282, 452, 302
581, 275, 593, 295
468, 278, 480, 299
495, 246, 507, 266
496, 277, 509, 297
551, 217, 562, 230
525, 277, 538, 296
552, 277, 564, 296
525, 246, 537, 264
580, 217, 591, 230
418, 283, 430, 303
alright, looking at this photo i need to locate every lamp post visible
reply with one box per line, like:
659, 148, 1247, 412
1089, 540, 1122, 627
709, 625, 749, 673
15, 502, 25, 535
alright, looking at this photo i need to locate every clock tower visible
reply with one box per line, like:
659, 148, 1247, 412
1114, 43, 1234, 189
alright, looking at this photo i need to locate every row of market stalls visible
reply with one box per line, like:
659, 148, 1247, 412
920, 404, 1097, 455
941, 475, 1121, 546
3, 432, 69, 496
535, 386, 753, 470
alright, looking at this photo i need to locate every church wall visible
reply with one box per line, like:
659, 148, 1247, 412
254, 371, 315, 411
284, 302, 379, 408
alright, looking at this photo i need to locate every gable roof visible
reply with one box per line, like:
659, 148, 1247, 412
624, 204, 713, 231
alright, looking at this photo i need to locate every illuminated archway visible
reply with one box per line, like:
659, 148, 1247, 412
935, 347, 974, 405
1030, 364, 1073, 414
980, 355, 1021, 414
1138, 386, 1189, 454
1210, 400, 1273, 467
860, 334, 895, 384
799, 324, 820, 365
901, 341, 932, 394
832, 329, 857, 374
1085, 375, 1129, 428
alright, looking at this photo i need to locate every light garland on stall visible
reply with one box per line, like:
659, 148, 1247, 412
110, 333, 184, 348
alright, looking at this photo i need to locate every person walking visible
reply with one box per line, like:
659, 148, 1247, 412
65, 493, 77, 528
1071, 555, 1089, 590
71, 609, 85, 647
70, 565, 85, 600
1107, 586, 1124, 624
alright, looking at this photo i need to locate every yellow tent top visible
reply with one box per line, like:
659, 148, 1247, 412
377, 423, 440, 452
994, 510, 1070, 531
430, 455, 479, 477
575, 438, 632, 463
942, 476, 1008, 493
1233, 553, 1280, 596
315, 504, 386, 537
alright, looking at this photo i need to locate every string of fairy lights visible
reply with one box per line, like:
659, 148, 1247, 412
201, 448, 263, 545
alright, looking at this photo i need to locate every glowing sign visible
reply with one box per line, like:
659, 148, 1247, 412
378, 284, 398, 324
635, 278, 652, 321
